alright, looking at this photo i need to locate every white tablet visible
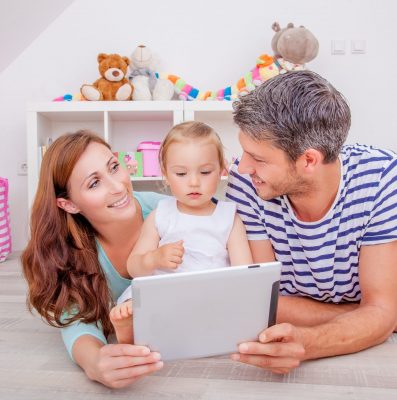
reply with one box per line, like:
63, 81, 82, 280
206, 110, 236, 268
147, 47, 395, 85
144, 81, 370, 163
131, 262, 281, 361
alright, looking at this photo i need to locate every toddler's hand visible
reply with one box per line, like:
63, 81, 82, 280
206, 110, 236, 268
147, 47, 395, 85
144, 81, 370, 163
155, 240, 184, 269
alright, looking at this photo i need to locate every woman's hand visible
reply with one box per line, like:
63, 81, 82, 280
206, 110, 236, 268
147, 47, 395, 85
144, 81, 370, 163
74, 336, 163, 389
90, 344, 163, 388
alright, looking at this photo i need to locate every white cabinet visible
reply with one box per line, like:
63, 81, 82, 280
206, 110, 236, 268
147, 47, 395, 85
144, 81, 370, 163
27, 101, 239, 206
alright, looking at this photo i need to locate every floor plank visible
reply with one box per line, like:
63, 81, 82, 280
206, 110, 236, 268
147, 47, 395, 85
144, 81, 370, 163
1, 253, 397, 399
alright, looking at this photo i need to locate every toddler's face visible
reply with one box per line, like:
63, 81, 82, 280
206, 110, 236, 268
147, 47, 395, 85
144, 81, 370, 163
164, 138, 222, 214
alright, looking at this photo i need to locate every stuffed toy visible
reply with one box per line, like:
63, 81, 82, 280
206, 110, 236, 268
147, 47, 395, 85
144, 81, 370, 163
160, 22, 319, 101
128, 45, 174, 101
271, 22, 319, 73
81, 53, 133, 101
159, 54, 279, 101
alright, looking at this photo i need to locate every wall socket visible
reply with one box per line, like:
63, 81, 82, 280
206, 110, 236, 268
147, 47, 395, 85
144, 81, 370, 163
18, 161, 28, 176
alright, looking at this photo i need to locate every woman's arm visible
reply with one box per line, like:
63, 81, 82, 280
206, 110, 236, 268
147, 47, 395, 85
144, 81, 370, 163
227, 214, 253, 266
61, 317, 163, 388
72, 335, 163, 389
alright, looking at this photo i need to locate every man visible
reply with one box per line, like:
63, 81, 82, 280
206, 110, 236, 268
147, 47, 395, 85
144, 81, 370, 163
226, 70, 397, 374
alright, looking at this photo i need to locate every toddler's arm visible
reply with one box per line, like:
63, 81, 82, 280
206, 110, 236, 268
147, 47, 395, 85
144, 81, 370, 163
127, 211, 184, 277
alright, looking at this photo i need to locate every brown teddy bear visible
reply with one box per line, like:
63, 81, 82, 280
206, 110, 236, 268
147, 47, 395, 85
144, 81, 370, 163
81, 53, 133, 101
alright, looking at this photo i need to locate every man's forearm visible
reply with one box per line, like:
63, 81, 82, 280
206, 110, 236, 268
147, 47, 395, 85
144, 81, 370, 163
277, 295, 359, 326
300, 304, 395, 360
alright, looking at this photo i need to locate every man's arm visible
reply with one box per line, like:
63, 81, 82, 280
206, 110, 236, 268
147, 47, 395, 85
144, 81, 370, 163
301, 241, 397, 358
234, 241, 397, 372
251, 239, 360, 325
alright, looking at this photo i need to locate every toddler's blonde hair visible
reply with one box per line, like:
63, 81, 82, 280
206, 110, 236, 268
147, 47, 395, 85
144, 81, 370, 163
159, 121, 225, 175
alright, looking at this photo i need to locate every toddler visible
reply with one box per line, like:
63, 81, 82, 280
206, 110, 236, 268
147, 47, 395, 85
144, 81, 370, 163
110, 121, 252, 343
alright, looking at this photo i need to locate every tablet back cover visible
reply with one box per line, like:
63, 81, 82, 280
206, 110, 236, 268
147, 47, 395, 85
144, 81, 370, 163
132, 262, 281, 360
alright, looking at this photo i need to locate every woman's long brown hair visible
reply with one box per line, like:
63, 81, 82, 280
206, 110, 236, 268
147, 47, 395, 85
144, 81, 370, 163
21, 130, 114, 338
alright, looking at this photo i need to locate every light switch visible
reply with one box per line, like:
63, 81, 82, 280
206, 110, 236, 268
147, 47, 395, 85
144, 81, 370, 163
331, 40, 346, 55
351, 40, 366, 54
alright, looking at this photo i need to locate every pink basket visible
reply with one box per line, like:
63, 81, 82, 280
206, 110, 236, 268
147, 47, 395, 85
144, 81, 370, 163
0, 178, 12, 262
137, 141, 162, 177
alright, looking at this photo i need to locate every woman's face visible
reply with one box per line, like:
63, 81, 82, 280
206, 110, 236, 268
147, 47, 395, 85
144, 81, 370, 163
60, 142, 136, 226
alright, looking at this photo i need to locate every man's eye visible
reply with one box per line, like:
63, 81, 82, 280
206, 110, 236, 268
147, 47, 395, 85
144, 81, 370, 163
175, 172, 186, 177
88, 179, 99, 189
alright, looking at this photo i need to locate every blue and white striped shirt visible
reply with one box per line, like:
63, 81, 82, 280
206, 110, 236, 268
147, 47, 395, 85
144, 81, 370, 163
226, 144, 397, 303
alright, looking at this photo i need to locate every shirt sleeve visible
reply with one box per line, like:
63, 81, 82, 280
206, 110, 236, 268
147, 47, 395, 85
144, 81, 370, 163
225, 160, 269, 241
362, 157, 397, 245
61, 320, 107, 362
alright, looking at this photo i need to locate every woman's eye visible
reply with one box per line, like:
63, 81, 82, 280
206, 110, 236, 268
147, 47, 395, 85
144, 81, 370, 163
88, 179, 99, 189
201, 171, 212, 175
176, 172, 186, 177
111, 162, 120, 172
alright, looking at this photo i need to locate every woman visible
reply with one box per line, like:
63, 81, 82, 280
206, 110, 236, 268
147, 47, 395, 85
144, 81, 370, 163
21, 130, 165, 388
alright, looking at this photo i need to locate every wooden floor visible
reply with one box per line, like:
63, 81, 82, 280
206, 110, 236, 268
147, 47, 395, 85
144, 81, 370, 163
1, 253, 397, 399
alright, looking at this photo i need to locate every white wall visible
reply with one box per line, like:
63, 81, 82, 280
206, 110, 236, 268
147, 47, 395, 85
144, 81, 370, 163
1, 0, 396, 251
0, 0, 74, 73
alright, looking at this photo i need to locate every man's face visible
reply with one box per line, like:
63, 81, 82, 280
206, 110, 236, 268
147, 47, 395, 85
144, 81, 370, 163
237, 131, 309, 200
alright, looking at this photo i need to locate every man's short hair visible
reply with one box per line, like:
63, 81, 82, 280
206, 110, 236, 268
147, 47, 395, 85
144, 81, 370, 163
233, 70, 351, 163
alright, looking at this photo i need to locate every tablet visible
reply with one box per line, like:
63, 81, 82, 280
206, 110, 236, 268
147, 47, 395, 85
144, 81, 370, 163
131, 262, 281, 361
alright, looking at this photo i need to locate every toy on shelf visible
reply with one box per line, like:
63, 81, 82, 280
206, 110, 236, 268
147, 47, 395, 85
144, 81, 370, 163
159, 54, 279, 101
272, 22, 319, 63
52, 22, 318, 102
137, 141, 162, 177
128, 45, 174, 101
271, 22, 319, 73
81, 53, 133, 101
114, 151, 143, 177
52, 93, 83, 102
159, 21, 319, 101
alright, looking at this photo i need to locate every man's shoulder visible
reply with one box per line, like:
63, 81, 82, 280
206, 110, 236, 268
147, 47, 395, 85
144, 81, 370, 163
341, 144, 397, 182
341, 144, 396, 166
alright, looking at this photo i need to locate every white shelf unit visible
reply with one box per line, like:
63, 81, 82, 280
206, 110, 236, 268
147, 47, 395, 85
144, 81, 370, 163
27, 101, 237, 206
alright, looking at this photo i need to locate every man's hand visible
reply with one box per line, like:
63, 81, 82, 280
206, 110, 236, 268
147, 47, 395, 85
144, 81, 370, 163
152, 240, 184, 270
231, 323, 306, 374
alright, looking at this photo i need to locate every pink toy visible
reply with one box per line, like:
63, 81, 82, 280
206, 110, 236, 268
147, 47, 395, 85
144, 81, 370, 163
124, 154, 139, 175
137, 141, 162, 177
0, 177, 12, 262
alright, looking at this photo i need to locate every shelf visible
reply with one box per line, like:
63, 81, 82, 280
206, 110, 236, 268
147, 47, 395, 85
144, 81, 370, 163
27, 101, 235, 206
184, 102, 233, 112
131, 176, 162, 181
28, 100, 184, 113
131, 176, 229, 182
